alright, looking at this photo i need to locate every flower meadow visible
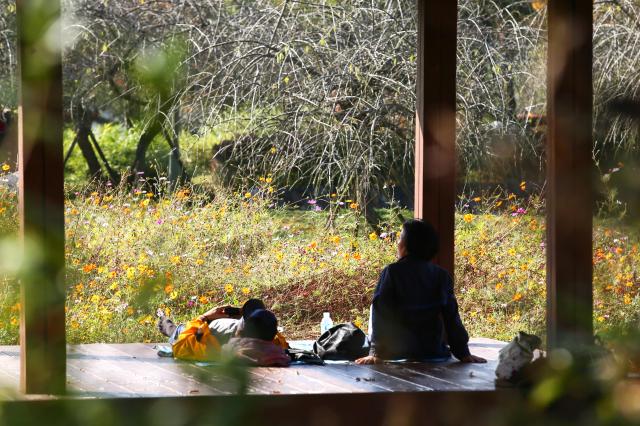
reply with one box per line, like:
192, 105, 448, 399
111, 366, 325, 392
0, 166, 638, 345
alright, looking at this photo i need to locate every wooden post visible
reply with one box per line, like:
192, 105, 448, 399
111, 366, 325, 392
546, 0, 593, 348
17, 0, 67, 394
414, 0, 458, 275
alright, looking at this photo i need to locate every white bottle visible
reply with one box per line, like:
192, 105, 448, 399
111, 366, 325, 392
320, 312, 334, 334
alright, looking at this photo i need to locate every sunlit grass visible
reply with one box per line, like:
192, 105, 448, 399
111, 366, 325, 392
0, 167, 638, 344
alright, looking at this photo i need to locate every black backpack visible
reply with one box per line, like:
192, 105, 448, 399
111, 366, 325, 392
313, 323, 369, 360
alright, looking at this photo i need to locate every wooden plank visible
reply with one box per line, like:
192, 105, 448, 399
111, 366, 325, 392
0, 351, 20, 392
546, 0, 594, 348
0, 342, 507, 396
67, 345, 173, 397
72, 344, 232, 397
414, 0, 458, 275
323, 364, 433, 392
16, 0, 66, 395
288, 365, 391, 393
247, 366, 339, 395
403, 362, 496, 390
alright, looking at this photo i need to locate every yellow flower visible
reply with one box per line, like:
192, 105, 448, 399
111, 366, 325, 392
495, 200, 503, 207
170, 256, 181, 265
309, 241, 318, 249
244, 192, 252, 199
268, 186, 274, 194
368, 232, 378, 241
242, 287, 250, 295
520, 181, 526, 191
329, 236, 341, 244
199, 296, 209, 304
265, 177, 273, 183
508, 248, 517, 256
512, 292, 523, 302
90, 294, 101, 304
196, 259, 205, 266
473, 197, 481, 202
463, 214, 474, 223
353, 319, 363, 329
176, 189, 190, 200
495, 282, 504, 291
352, 252, 362, 261
597, 316, 605, 323
1, 164, 10, 172
624, 294, 632, 305
164, 284, 174, 294
83, 263, 97, 273
108, 271, 117, 279
126, 267, 136, 280
349, 202, 359, 210
225, 284, 234, 294
270, 147, 277, 154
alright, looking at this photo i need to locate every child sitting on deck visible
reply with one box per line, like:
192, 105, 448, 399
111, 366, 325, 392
355, 219, 487, 365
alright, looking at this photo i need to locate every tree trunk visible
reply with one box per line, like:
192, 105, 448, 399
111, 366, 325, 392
76, 114, 102, 179
131, 119, 162, 180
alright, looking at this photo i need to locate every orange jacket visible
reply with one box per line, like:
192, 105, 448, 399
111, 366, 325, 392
172, 319, 221, 361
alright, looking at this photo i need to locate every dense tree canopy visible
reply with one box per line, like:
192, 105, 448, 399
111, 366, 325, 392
1, 0, 639, 213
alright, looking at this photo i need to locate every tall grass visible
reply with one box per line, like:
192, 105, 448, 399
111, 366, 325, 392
0, 166, 638, 344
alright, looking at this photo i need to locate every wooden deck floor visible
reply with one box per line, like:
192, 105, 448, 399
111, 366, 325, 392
0, 338, 505, 398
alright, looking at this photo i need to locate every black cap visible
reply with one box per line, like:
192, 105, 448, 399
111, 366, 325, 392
241, 309, 278, 341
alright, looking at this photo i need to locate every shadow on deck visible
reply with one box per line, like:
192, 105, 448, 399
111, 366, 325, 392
0, 338, 505, 399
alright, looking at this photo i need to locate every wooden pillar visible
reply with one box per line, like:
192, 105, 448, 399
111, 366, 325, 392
546, 0, 593, 348
414, 0, 458, 275
17, 0, 67, 394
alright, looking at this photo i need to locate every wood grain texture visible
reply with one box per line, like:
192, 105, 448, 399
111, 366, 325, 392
414, 0, 458, 276
0, 339, 505, 398
546, 0, 594, 348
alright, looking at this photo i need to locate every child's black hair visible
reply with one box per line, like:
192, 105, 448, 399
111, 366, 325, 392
401, 219, 439, 261
241, 298, 266, 320
241, 309, 278, 341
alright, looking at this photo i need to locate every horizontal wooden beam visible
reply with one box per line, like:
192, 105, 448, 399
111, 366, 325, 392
0, 391, 516, 426
414, 0, 458, 276
546, 0, 594, 348
17, 0, 67, 395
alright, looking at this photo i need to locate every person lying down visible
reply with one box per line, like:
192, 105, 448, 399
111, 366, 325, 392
157, 298, 290, 366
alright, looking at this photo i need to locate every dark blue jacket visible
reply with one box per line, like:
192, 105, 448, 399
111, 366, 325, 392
369, 255, 471, 360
